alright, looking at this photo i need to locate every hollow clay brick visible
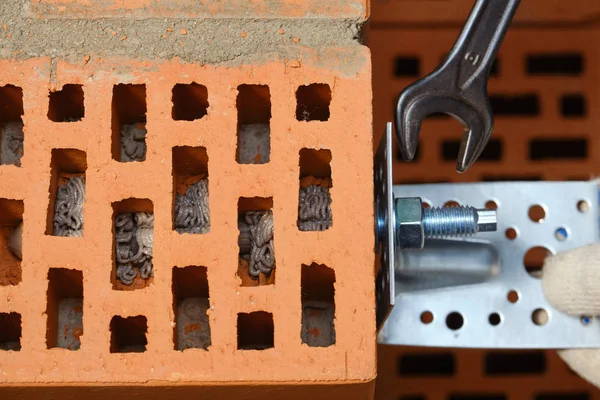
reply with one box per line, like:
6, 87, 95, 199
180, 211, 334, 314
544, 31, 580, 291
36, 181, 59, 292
30, 0, 369, 20
0, 47, 375, 397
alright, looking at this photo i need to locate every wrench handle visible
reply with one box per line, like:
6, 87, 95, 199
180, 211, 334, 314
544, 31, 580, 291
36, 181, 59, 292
448, 0, 520, 90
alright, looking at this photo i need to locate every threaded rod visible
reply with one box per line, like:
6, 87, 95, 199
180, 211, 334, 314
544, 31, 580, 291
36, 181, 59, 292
423, 206, 479, 237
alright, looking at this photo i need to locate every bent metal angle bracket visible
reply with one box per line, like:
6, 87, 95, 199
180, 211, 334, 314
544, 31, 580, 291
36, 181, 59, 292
375, 122, 600, 348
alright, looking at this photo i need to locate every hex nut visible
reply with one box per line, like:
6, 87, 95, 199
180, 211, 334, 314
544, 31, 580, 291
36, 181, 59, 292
395, 197, 424, 249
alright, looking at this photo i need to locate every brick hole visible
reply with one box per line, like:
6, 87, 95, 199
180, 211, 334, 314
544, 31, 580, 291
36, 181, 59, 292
535, 393, 589, 400
485, 351, 546, 375
442, 138, 502, 162
46, 268, 83, 350
172, 83, 209, 121
45, 149, 87, 236
524, 246, 552, 278
109, 315, 147, 353
0, 198, 23, 286
397, 353, 455, 376
111, 198, 154, 290
0, 312, 21, 351
301, 263, 335, 347
48, 84, 84, 122
237, 311, 274, 350
449, 395, 506, 400
490, 94, 540, 116
172, 146, 210, 234
527, 53, 584, 76
483, 175, 542, 182
296, 83, 331, 122
172, 266, 211, 351
298, 149, 332, 232
237, 197, 275, 286
529, 138, 588, 161
394, 56, 420, 77
560, 94, 586, 118
111, 84, 147, 162
0, 84, 24, 167
236, 84, 271, 164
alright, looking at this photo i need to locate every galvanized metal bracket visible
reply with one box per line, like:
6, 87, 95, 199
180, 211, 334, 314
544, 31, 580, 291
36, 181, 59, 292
375, 122, 396, 330
375, 123, 600, 348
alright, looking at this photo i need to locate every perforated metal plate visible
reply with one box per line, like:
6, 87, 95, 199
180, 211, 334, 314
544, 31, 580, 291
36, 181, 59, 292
375, 122, 396, 330
377, 132, 600, 348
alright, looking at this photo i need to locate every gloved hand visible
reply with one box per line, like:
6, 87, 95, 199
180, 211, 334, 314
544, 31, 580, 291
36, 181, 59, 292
543, 244, 600, 386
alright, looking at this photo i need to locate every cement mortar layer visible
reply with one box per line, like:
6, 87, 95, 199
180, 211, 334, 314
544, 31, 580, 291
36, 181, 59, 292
0, 52, 375, 384
29, 0, 369, 20
0, 0, 364, 68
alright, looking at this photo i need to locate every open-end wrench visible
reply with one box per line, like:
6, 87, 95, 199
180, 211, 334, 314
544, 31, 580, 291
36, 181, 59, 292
395, 0, 520, 173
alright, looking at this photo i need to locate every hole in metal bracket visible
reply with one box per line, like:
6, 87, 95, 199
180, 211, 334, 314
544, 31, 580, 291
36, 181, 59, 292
420, 311, 433, 324
577, 200, 590, 213
524, 247, 552, 278
528, 205, 546, 223
489, 313, 502, 326
532, 308, 549, 326
446, 312, 464, 331
485, 200, 498, 210
505, 228, 518, 241
507, 290, 519, 304
555, 227, 568, 242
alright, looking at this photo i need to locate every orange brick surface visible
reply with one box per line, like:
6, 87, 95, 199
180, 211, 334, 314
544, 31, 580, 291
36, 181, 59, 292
0, 48, 375, 393
30, 0, 369, 20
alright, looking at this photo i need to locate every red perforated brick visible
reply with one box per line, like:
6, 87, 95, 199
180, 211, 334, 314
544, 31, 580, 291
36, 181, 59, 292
0, 48, 375, 395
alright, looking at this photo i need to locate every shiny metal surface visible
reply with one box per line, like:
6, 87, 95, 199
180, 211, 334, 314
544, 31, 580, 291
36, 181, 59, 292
396, 197, 425, 249
379, 179, 600, 348
375, 122, 396, 330
395, 0, 520, 172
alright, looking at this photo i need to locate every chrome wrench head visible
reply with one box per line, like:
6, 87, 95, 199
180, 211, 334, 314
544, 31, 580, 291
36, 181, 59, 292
395, 79, 493, 173
394, 0, 520, 173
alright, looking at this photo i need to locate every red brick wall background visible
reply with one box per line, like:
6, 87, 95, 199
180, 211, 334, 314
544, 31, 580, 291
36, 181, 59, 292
368, 1, 600, 399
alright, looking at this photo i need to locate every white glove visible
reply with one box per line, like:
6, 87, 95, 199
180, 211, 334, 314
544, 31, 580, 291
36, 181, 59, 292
542, 244, 600, 386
